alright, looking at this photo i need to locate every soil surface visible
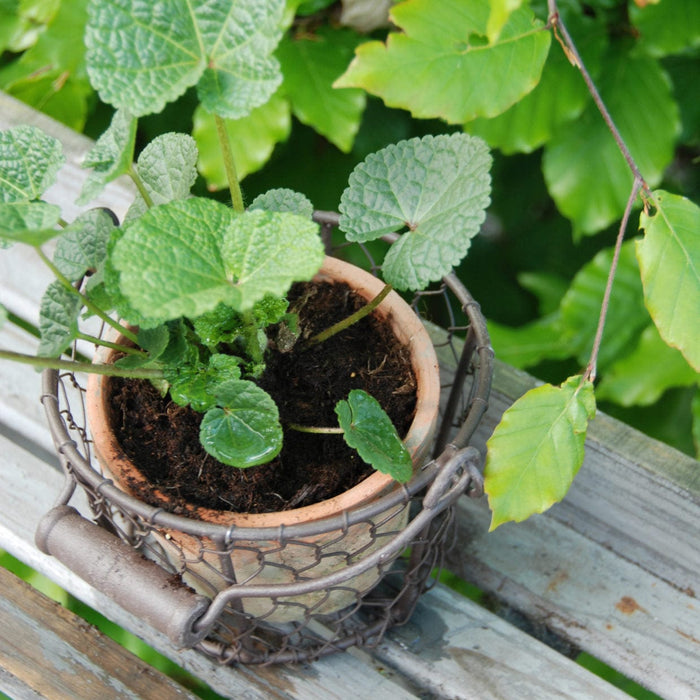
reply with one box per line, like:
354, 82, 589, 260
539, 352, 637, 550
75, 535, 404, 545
108, 281, 417, 515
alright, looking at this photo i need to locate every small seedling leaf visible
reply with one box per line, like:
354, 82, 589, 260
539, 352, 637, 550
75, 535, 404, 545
335, 389, 413, 482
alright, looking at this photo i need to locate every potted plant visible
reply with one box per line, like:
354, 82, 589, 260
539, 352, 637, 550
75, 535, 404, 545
0, 0, 493, 631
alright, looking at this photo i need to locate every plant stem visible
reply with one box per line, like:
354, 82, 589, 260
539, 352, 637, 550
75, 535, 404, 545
305, 283, 393, 349
0, 348, 164, 379
287, 422, 344, 435
75, 332, 147, 357
36, 247, 140, 346
128, 165, 154, 208
584, 177, 643, 383
547, 0, 648, 194
214, 114, 245, 214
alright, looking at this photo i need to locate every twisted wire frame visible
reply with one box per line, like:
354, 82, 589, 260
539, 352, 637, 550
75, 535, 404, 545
40, 227, 493, 665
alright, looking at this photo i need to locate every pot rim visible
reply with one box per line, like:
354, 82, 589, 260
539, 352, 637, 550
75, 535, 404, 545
85, 255, 441, 529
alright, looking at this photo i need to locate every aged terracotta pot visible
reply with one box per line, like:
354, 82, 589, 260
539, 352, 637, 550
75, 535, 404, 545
86, 256, 440, 622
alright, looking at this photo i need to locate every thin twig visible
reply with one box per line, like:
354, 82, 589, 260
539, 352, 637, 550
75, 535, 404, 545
584, 177, 643, 383
547, 0, 649, 195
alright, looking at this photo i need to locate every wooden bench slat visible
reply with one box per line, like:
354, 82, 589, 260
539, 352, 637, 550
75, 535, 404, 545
0, 566, 198, 700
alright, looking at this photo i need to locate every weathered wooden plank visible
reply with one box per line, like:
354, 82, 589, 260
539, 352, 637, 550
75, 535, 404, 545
0, 566, 197, 700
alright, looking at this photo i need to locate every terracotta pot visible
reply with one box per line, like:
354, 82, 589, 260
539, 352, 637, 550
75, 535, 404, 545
86, 256, 440, 622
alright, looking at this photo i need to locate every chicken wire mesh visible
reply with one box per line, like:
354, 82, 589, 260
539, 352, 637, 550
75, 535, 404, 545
37, 226, 493, 665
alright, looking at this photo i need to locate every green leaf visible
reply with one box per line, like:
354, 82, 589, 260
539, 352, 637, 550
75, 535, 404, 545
192, 92, 291, 188
77, 109, 137, 205
466, 9, 605, 154
126, 133, 198, 219
487, 314, 570, 369
637, 191, 700, 371
596, 323, 699, 407
339, 133, 491, 290
630, 0, 700, 58
484, 375, 596, 530
221, 209, 324, 310
277, 27, 366, 153
111, 197, 233, 323
37, 280, 82, 357
249, 188, 314, 218
0, 201, 62, 244
85, 0, 286, 119
692, 391, 700, 458
200, 380, 283, 468
0, 0, 91, 130
0, 125, 64, 202
486, 0, 523, 43
543, 49, 679, 236
559, 240, 649, 371
52, 208, 114, 281
167, 355, 243, 412
335, 0, 551, 124
335, 389, 413, 482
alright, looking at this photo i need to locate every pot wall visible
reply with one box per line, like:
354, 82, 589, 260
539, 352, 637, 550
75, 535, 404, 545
86, 256, 440, 623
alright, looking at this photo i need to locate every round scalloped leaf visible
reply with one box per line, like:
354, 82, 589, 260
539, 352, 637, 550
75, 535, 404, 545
334, 0, 550, 124
78, 109, 137, 205
111, 197, 234, 323
335, 389, 413, 482
37, 279, 83, 357
637, 191, 700, 371
249, 188, 314, 218
0, 125, 64, 202
339, 133, 491, 290
484, 375, 596, 530
126, 133, 199, 219
0, 201, 63, 245
200, 380, 282, 468
221, 209, 324, 310
85, 0, 285, 119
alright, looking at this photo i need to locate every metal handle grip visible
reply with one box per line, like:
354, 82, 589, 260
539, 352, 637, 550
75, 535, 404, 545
35, 505, 210, 648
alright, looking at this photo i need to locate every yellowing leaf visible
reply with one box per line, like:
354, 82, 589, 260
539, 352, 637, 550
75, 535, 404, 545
484, 375, 596, 530
637, 191, 700, 371
335, 0, 550, 124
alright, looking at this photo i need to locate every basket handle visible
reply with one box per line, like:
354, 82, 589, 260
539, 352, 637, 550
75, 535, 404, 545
35, 505, 210, 648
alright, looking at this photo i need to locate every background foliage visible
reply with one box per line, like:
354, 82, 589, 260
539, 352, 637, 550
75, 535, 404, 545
1, 0, 698, 454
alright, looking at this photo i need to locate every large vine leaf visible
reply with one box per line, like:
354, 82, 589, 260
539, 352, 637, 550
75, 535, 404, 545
277, 27, 366, 153
111, 198, 324, 323
85, 0, 286, 119
466, 9, 606, 154
339, 133, 492, 290
335, 390, 413, 483
637, 191, 700, 371
596, 323, 699, 407
0, 0, 92, 131
559, 240, 650, 372
77, 109, 137, 205
334, 0, 551, 124
543, 48, 679, 237
126, 133, 199, 219
0, 125, 64, 202
192, 91, 291, 189
221, 209, 324, 310
37, 279, 83, 357
484, 375, 596, 530
630, 0, 700, 58
200, 380, 283, 468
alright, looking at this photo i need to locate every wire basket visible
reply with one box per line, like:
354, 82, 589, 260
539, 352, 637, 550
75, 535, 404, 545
36, 219, 493, 665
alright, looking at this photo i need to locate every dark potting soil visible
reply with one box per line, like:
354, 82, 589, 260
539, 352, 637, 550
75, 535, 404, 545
108, 281, 418, 515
